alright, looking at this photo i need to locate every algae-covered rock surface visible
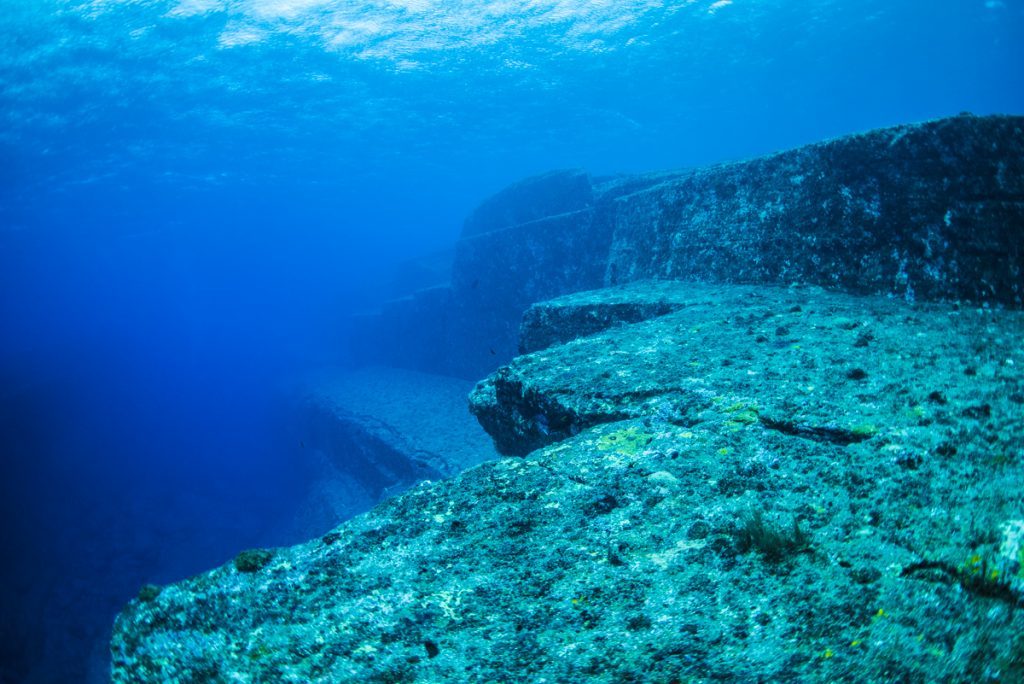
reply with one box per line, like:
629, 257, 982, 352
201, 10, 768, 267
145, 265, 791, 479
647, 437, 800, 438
113, 282, 1024, 683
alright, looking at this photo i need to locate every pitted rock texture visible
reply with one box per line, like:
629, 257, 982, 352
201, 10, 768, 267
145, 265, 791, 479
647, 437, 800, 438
114, 284, 1024, 683
606, 115, 1024, 306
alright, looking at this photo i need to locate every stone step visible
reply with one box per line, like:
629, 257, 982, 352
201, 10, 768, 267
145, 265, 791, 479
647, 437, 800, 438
473, 281, 1024, 457
519, 279, 725, 353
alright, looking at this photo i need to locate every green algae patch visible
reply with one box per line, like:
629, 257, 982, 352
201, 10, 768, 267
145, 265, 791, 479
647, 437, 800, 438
850, 423, 879, 439
723, 400, 760, 429
596, 425, 654, 456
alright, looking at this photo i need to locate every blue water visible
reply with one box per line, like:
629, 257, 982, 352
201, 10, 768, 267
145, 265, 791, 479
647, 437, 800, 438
1, 0, 1022, 680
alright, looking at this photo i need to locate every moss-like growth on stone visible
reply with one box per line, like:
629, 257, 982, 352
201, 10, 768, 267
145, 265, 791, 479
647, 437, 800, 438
137, 584, 162, 603
850, 423, 879, 439
234, 548, 274, 573
734, 510, 811, 563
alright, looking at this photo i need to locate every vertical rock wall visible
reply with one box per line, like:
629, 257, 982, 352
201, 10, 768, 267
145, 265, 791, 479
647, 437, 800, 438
607, 114, 1024, 305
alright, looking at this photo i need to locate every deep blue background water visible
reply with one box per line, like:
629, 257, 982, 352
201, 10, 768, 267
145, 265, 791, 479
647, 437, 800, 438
1, 0, 1023, 680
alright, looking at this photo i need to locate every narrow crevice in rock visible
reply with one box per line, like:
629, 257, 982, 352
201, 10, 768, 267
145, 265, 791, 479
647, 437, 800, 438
757, 415, 875, 446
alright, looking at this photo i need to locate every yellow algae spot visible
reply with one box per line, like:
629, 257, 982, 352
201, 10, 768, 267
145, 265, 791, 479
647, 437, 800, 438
850, 640, 862, 647
681, 431, 694, 439
724, 401, 759, 427
851, 424, 879, 439
717, 447, 731, 456
822, 649, 834, 659
875, 608, 887, 619
434, 588, 471, 621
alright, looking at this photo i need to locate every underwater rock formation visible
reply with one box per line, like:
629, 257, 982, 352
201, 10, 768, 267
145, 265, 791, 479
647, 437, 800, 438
288, 366, 497, 535
113, 281, 1024, 682
349, 170, 672, 378
518, 278, 702, 353
112, 117, 1024, 681
352, 114, 1024, 380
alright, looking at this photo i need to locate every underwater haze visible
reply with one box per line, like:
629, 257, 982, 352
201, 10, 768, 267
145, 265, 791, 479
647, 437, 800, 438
1, 0, 1022, 681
